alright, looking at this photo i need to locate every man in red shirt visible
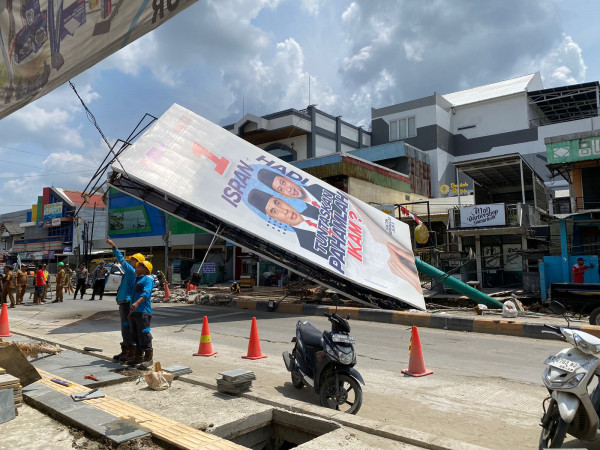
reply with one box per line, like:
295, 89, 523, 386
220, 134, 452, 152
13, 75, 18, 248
35, 265, 46, 305
573, 258, 595, 283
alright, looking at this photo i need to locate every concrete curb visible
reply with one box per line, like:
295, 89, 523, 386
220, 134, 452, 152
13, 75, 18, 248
231, 299, 600, 340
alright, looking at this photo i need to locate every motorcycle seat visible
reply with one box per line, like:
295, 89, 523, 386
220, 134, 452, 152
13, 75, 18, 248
299, 322, 323, 347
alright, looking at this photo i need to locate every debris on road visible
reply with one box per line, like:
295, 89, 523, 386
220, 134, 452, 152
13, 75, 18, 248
83, 346, 103, 352
216, 369, 256, 395
0, 338, 61, 358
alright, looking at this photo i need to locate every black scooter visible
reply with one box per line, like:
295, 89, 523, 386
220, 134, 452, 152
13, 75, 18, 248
282, 295, 364, 414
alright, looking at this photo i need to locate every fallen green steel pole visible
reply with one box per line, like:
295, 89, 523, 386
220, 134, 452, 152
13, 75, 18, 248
415, 258, 504, 309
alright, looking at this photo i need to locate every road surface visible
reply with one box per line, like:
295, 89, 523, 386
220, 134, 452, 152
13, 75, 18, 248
3, 294, 595, 449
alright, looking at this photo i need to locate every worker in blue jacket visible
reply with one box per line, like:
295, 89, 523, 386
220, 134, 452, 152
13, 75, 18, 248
107, 238, 146, 363
126, 260, 155, 370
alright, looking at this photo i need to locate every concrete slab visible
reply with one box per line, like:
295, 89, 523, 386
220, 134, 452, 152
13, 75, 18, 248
24, 387, 150, 445
0, 388, 15, 424
29, 349, 127, 387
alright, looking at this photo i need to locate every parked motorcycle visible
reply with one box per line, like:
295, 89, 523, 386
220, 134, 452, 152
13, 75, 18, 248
282, 294, 364, 414
539, 301, 600, 448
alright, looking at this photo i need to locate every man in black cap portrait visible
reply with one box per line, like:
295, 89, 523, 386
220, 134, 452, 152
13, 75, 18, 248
256, 168, 325, 208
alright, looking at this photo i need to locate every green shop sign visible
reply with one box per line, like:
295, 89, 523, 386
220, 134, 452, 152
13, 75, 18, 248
547, 136, 600, 164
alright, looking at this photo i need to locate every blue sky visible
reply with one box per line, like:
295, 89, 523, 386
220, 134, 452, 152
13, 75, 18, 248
0, 0, 597, 214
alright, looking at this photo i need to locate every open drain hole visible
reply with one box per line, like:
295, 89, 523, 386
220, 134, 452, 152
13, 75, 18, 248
211, 409, 339, 449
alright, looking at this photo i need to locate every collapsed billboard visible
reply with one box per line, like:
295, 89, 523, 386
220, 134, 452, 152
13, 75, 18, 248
109, 104, 425, 310
0, 0, 198, 120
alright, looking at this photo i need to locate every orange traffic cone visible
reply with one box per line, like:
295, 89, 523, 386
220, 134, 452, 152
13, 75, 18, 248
0, 303, 12, 337
185, 283, 196, 293
164, 282, 171, 300
193, 316, 217, 356
242, 317, 267, 360
401, 326, 433, 377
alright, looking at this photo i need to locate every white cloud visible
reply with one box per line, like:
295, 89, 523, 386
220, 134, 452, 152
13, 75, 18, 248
300, 0, 323, 16
537, 34, 587, 86
341, 2, 359, 23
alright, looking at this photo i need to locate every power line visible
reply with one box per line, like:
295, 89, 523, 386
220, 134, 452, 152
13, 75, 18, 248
0, 144, 96, 168
0, 170, 94, 180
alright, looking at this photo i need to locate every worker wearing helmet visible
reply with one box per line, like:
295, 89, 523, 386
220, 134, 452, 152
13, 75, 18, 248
126, 259, 155, 370
52, 262, 65, 303
107, 238, 146, 363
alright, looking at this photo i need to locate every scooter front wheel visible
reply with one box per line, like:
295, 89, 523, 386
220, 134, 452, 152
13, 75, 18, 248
320, 374, 362, 415
539, 399, 569, 449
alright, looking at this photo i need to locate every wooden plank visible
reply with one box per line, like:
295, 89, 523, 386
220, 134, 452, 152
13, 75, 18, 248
36, 370, 243, 449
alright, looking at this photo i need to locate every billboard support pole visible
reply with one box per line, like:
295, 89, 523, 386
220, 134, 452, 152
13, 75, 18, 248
164, 212, 170, 283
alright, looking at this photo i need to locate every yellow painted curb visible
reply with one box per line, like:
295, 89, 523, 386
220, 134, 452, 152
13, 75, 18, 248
334, 307, 360, 320
472, 317, 524, 336
391, 312, 432, 328
235, 300, 257, 310
277, 303, 303, 314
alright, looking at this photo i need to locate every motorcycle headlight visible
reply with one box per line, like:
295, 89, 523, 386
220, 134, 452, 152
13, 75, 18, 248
324, 344, 354, 365
337, 347, 354, 365
544, 369, 585, 388
574, 333, 600, 354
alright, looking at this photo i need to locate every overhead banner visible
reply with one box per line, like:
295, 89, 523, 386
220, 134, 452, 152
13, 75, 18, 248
460, 203, 506, 228
112, 104, 425, 310
0, 0, 199, 120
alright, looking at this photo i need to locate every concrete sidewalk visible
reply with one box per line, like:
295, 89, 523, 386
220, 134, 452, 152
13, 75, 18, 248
4, 333, 486, 449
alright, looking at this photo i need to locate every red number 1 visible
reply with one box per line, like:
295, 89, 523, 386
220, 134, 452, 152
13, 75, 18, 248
192, 142, 230, 175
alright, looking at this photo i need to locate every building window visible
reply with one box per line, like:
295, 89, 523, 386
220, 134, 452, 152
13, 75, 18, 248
264, 143, 296, 162
389, 117, 416, 141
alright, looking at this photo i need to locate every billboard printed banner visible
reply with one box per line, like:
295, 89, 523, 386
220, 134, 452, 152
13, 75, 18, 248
0, 0, 198, 120
113, 104, 425, 310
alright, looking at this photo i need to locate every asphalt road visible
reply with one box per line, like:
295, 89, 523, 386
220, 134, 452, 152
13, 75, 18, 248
3, 294, 593, 449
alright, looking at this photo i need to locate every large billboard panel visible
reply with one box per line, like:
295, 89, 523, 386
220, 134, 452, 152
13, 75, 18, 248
0, 0, 198, 120
111, 104, 425, 310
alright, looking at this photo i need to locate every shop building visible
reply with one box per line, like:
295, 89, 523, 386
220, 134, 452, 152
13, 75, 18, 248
370, 73, 600, 197
446, 154, 549, 290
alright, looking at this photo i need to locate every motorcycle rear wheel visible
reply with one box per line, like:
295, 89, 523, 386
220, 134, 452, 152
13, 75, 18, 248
319, 374, 362, 415
539, 400, 568, 449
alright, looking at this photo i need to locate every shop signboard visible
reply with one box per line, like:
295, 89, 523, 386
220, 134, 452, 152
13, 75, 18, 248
110, 104, 425, 310
460, 204, 506, 228
43, 202, 63, 228
202, 262, 216, 274
0, 0, 199, 120
547, 137, 600, 164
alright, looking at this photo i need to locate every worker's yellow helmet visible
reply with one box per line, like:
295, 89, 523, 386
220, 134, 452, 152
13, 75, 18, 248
141, 261, 153, 274
130, 253, 145, 263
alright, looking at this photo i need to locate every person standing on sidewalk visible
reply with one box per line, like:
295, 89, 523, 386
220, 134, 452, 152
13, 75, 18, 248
74, 263, 88, 299
126, 261, 155, 370
53, 262, 65, 303
90, 262, 108, 301
64, 264, 74, 295
16, 265, 27, 305
1, 266, 15, 308
35, 265, 46, 305
42, 264, 50, 301
106, 238, 146, 363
